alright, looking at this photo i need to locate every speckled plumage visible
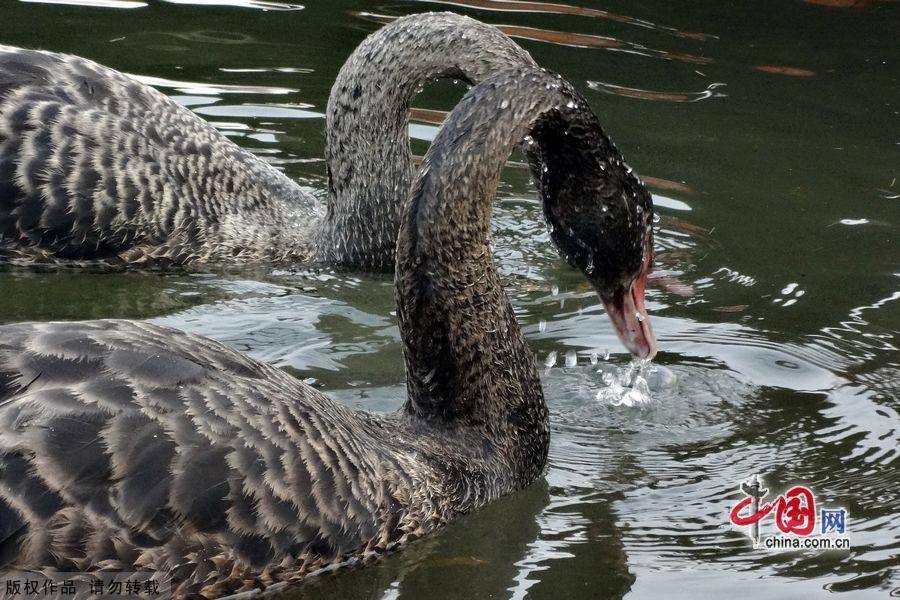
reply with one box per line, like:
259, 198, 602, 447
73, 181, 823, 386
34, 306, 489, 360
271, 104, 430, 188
0, 12, 535, 269
0, 67, 652, 598
0, 321, 460, 598
0, 45, 315, 266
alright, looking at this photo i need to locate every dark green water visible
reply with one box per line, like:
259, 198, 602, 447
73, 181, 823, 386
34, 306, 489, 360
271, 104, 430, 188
1, 0, 898, 598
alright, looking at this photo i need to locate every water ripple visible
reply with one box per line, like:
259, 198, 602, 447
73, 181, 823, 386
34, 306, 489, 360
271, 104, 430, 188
409, 0, 712, 40
587, 80, 727, 103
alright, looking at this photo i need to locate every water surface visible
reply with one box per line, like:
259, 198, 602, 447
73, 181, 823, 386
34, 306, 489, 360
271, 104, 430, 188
0, 0, 898, 597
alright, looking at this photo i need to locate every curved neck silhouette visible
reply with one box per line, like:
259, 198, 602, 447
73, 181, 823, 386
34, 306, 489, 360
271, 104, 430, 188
396, 67, 626, 485
316, 12, 536, 271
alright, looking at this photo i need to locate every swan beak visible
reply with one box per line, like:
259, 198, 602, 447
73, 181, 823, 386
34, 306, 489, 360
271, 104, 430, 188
600, 272, 658, 359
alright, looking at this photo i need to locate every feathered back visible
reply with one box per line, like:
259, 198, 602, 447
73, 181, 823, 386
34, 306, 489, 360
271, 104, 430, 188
0, 46, 311, 265
0, 321, 435, 596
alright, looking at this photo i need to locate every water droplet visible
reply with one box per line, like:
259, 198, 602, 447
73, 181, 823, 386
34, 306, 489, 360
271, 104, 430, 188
544, 351, 557, 368
604, 350, 610, 361
565, 351, 578, 367
590, 352, 599, 365
781, 282, 798, 295
539, 319, 547, 333
635, 312, 645, 323
566, 100, 576, 109
551, 284, 559, 296
499, 99, 509, 109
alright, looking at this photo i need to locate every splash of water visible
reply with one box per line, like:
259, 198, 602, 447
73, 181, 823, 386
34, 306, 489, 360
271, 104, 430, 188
595, 359, 658, 407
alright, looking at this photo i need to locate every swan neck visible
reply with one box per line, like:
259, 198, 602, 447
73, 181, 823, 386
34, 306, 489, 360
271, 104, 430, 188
317, 12, 535, 270
392, 69, 610, 484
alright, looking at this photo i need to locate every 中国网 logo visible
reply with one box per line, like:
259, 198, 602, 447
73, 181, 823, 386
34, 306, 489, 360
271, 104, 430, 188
728, 475, 851, 550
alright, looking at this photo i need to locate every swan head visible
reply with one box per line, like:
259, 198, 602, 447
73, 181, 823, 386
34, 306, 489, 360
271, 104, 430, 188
550, 187, 657, 360
528, 109, 658, 359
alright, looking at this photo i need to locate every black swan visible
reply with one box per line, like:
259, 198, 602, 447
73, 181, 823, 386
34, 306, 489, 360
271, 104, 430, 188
0, 12, 535, 269
0, 66, 656, 598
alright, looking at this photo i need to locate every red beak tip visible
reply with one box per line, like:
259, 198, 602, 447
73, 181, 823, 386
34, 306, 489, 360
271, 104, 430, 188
600, 273, 658, 360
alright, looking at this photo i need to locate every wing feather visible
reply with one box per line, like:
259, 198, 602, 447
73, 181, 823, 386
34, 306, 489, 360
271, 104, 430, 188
0, 320, 409, 592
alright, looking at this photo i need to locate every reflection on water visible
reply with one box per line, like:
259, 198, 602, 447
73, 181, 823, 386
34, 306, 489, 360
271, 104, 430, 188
357, 12, 713, 65
161, 0, 304, 10
21, 0, 306, 8
18, 0, 146, 7
801, 0, 879, 7
130, 73, 299, 95
409, 106, 449, 124
165, 29, 258, 44
587, 80, 726, 103
1, 0, 898, 598
410, 0, 712, 41
194, 103, 322, 119
753, 64, 817, 77
493, 24, 713, 64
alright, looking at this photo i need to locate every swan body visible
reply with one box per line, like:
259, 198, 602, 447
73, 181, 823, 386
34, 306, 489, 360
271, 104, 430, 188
0, 320, 472, 596
0, 67, 656, 597
0, 12, 535, 269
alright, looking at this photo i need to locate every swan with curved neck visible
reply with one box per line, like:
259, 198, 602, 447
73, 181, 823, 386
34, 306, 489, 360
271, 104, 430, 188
0, 67, 655, 598
0, 12, 534, 269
